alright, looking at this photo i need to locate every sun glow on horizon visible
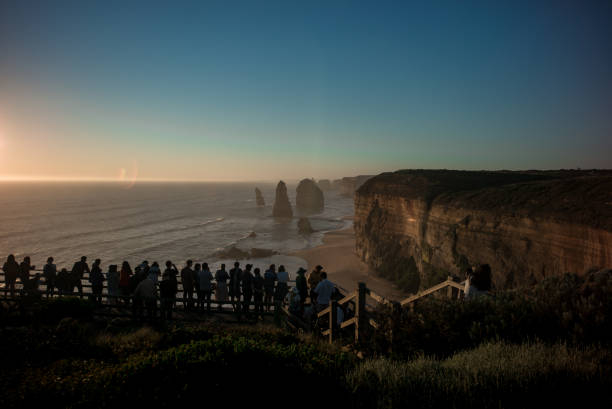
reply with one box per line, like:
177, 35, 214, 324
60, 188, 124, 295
0, 175, 282, 183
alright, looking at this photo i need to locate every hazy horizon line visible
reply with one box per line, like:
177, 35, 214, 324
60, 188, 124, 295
2, 168, 608, 184
0, 175, 331, 184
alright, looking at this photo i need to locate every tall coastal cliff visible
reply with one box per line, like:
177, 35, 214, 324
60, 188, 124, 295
354, 170, 612, 291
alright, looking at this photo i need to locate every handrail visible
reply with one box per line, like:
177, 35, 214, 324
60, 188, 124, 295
447, 281, 466, 291
367, 289, 392, 306
337, 291, 356, 306
340, 316, 357, 329
400, 278, 466, 306
317, 305, 331, 318
0, 273, 297, 289
279, 306, 310, 330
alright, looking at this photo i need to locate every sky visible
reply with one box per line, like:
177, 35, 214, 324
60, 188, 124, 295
1, 0, 611, 181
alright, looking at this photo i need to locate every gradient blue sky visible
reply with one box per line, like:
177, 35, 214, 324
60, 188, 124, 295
1, 0, 611, 181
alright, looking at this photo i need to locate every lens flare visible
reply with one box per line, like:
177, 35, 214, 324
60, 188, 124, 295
121, 161, 138, 189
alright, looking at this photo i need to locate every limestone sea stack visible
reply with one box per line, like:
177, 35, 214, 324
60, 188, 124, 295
296, 178, 324, 214
354, 169, 612, 290
272, 181, 293, 218
255, 187, 265, 206
298, 217, 314, 234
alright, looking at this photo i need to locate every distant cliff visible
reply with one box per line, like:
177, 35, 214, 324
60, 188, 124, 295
338, 175, 373, 196
354, 170, 612, 291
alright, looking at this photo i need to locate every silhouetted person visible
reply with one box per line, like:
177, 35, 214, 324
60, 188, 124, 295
241, 264, 254, 318
133, 273, 157, 320
198, 262, 214, 313
181, 260, 194, 310
43, 257, 57, 297
160, 261, 178, 319
214, 264, 229, 311
119, 261, 133, 304
466, 264, 492, 299
137, 260, 150, 276
295, 267, 308, 312
193, 263, 202, 309
107, 264, 119, 304
71, 256, 89, 298
3, 254, 20, 297
253, 267, 264, 320
263, 264, 277, 312
148, 261, 160, 284
313, 272, 335, 312
24, 273, 42, 297
275, 265, 289, 305
308, 265, 323, 303
56, 268, 70, 295
89, 258, 104, 303
229, 261, 242, 312
19, 256, 35, 296
129, 265, 146, 309
288, 287, 301, 316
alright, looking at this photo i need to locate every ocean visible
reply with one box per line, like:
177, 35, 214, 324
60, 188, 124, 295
0, 182, 353, 274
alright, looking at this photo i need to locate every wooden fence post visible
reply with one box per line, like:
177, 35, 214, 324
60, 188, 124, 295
447, 275, 453, 298
329, 300, 338, 344
389, 301, 401, 355
355, 282, 367, 343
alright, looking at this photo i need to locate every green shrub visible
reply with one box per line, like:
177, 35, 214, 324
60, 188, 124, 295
364, 272, 612, 359
1, 334, 355, 408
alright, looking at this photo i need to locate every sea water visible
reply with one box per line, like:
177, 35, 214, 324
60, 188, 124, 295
0, 182, 353, 275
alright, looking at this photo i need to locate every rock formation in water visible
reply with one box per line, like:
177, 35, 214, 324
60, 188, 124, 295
210, 246, 277, 259
354, 169, 612, 290
272, 181, 293, 218
255, 187, 265, 206
210, 246, 250, 259
317, 179, 332, 191
249, 248, 278, 258
296, 178, 324, 214
298, 217, 314, 234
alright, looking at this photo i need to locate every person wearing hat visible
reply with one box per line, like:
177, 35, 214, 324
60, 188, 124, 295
307, 265, 323, 304
295, 267, 308, 313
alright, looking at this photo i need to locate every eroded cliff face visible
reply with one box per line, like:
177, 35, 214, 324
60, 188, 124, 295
355, 170, 612, 290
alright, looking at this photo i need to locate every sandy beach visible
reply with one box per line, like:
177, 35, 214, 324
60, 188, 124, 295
290, 223, 408, 301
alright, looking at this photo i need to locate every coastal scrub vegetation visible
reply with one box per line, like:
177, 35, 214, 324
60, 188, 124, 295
347, 342, 611, 409
363, 271, 612, 359
1, 270, 611, 408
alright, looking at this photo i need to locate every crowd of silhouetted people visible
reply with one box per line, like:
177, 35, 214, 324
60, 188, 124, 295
1, 254, 342, 322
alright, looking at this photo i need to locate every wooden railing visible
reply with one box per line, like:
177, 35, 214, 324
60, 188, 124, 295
317, 282, 368, 344
315, 276, 467, 344
400, 276, 466, 306
0, 270, 296, 293
2, 270, 469, 342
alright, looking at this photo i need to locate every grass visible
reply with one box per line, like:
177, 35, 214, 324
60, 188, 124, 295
347, 341, 612, 409
0, 322, 354, 408
1, 280, 611, 408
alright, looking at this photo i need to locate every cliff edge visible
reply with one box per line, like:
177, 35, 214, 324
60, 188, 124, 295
355, 169, 612, 291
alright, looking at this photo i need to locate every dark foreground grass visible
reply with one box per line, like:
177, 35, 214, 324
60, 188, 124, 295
348, 342, 612, 409
0, 323, 354, 409
1, 320, 610, 409
1, 290, 611, 408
